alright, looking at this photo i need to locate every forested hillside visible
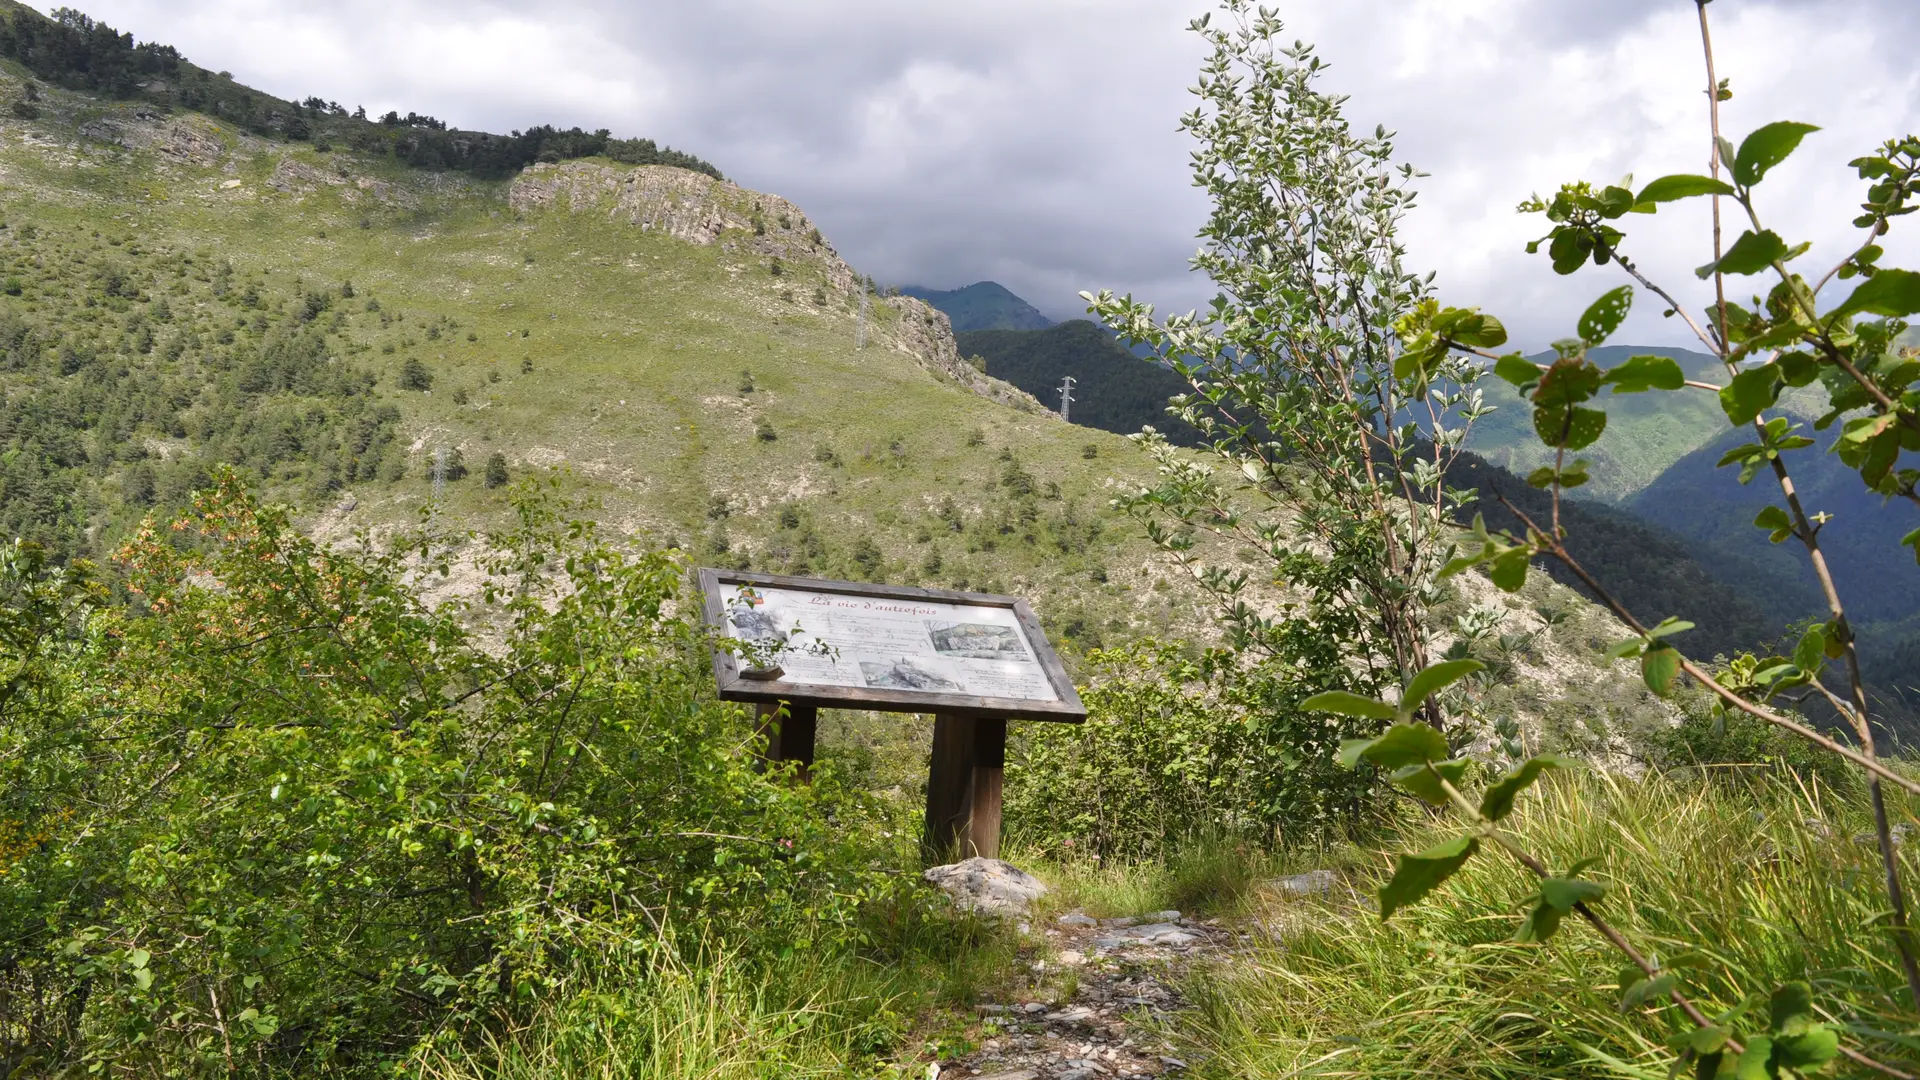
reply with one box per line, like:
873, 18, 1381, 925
1631, 421, 1920, 695
0, 1, 719, 178
958, 319, 1200, 444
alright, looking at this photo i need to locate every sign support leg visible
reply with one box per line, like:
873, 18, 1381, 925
965, 718, 1004, 860
755, 701, 816, 783
782, 704, 817, 783
923, 713, 975, 863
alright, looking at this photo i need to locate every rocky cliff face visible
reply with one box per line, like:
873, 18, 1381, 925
508, 161, 1045, 414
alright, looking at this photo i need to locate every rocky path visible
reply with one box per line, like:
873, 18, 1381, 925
934, 909, 1237, 1080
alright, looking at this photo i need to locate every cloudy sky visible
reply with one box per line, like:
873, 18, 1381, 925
62, 0, 1920, 349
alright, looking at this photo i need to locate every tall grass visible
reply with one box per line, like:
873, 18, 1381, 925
1183, 769, 1920, 1078
410, 901, 1019, 1080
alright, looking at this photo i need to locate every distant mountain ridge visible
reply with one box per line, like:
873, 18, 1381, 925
901, 281, 1054, 332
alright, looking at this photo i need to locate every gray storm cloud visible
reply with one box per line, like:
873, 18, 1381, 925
60, 0, 1920, 349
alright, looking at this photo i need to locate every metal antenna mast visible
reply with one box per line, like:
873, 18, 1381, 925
1057, 375, 1075, 422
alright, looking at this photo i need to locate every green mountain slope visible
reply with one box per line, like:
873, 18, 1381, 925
901, 281, 1054, 331
1628, 422, 1920, 685
1466, 345, 1726, 503
0, 15, 1690, 752
957, 320, 1198, 443
0, 67, 1197, 650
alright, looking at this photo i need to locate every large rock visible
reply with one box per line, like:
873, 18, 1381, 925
923, 857, 1048, 915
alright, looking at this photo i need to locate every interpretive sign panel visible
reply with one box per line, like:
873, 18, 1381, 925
696, 568, 1084, 722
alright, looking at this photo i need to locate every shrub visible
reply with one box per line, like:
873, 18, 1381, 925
483, 451, 509, 488
400, 356, 432, 390
850, 536, 883, 578
1009, 642, 1380, 860
0, 476, 893, 1074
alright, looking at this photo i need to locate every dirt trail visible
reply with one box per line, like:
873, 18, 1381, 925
936, 909, 1246, 1080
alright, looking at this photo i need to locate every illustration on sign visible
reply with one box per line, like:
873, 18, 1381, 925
719, 583, 1060, 703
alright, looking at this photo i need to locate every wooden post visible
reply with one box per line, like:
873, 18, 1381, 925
782, 704, 817, 783
964, 718, 1005, 859
923, 713, 975, 863
754, 701, 817, 782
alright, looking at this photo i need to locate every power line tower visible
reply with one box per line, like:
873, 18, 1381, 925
855, 288, 869, 350
1058, 375, 1076, 422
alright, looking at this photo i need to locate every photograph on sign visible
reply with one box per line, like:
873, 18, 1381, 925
718, 582, 1060, 703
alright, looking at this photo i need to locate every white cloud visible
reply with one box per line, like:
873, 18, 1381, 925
55, 0, 1920, 347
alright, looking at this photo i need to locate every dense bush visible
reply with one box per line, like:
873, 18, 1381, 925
1008, 642, 1381, 860
0, 474, 895, 1075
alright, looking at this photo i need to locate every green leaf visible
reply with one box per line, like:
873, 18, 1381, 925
1770, 981, 1815, 1036
1793, 624, 1829, 673
1642, 642, 1682, 697
1602, 354, 1685, 393
1904, 527, 1920, 566
1697, 229, 1789, 277
1488, 547, 1532, 592
1605, 637, 1645, 660
1634, 173, 1738, 204
1401, 659, 1485, 719
1753, 505, 1793, 543
1479, 754, 1576, 821
1531, 356, 1604, 407
1719, 363, 1782, 425
1621, 971, 1678, 1009
132, 967, 153, 991
1379, 834, 1478, 920
1689, 1026, 1731, 1056
1775, 1027, 1840, 1069
1514, 900, 1565, 943
1305, 691, 1397, 722
1734, 1036, 1773, 1080
1541, 876, 1606, 912
1646, 617, 1696, 641
1438, 309, 1508, 348
1525, 463, 1590, 490
1733, 121, 1820, 186
1494, 352, 1540, 389
1389, 758, 1470, 806
1341, 722, 1450, 770
1577, 286, 1634, 344
1534, 404, 1607, 450
128, 948, 151, 970
1832, 267, 1920, 319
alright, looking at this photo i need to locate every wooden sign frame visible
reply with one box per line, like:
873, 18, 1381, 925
697, 568, 1086, 863
697, 568, 1085, 721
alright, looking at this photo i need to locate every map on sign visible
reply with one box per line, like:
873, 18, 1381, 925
717, 582, 1060, 703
